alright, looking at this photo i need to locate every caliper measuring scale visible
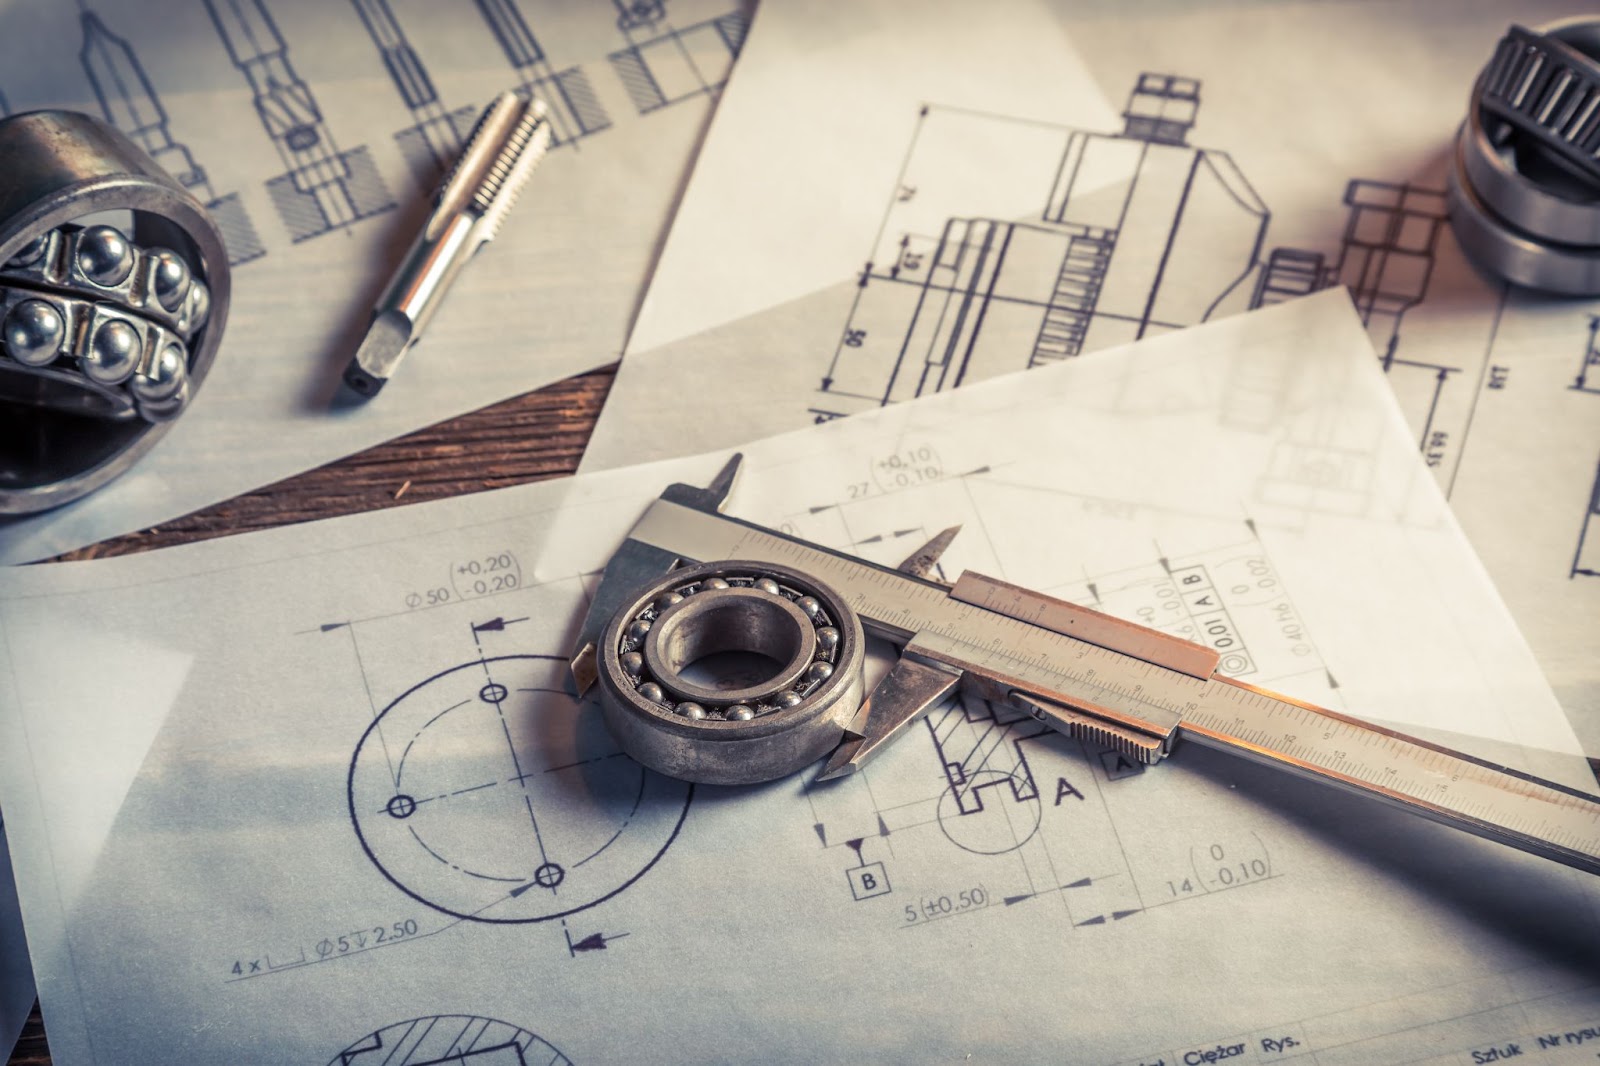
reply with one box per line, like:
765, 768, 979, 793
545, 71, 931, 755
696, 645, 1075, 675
572, 456, 1600, 878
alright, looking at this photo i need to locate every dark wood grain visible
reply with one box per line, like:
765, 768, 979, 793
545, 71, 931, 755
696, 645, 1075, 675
5, 364, 615, 1065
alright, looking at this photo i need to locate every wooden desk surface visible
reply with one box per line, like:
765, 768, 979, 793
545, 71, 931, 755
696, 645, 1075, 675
4, 365, 615, 1066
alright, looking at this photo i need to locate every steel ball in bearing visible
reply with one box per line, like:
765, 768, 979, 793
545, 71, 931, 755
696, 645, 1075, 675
185, 279, 211, 331
8, 234, 48, 268
82, 318, 142, 383
149, 248, 192, 311
3, 299, 66, 366
130, 342, 187, 403
596, 559, 865, 785
76, 225, 134, 287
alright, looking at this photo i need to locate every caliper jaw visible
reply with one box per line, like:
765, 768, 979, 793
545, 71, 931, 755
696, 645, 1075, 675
821, 641, 961, 779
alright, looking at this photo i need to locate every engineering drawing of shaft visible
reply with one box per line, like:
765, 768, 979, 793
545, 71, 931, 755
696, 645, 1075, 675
474, 0, 610, 146
819, 74, 1268, 421
818, 72, 1492, 488
609, 6, 749, 115
348, 0, 477, 184
78, 9, 266, 264
202, 0, 395, 243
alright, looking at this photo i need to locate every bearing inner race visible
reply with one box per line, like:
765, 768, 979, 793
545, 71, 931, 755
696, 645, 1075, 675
645, 587, 817, 707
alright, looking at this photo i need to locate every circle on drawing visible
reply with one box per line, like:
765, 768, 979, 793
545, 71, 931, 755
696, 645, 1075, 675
348, 654, 693, 924
533, 861, 565, 889
935, 768, 1043, 855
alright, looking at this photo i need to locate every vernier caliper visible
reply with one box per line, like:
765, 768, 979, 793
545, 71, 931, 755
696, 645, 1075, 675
570, 456, 1600, 877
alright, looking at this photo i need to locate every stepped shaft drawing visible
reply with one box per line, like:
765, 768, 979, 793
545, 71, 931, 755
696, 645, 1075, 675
78, 9, 265, 264
202, 0, 395, 242
348, 0, 476, 183
474, 0, 610, 145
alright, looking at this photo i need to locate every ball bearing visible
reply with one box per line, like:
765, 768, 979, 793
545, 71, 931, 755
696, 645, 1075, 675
0, 110, 230, 515
596, 560, 866, 785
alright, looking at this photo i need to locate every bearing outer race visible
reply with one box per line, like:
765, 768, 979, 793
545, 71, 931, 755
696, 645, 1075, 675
596, 560, 866, 785
0, 110, 231, 515
1450, 128, 1600, 295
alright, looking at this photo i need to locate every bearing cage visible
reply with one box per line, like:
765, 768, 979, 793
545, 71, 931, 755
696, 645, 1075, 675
596, 560, 866, 785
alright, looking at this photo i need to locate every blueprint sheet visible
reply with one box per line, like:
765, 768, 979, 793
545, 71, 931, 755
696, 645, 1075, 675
581, 0, 1600, 755
0, 0, 748, 564
3, 293, 1599, 1064
0, 819, 32, 1063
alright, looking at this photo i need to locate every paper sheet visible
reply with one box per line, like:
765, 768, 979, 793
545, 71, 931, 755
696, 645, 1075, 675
3, 293, 1598, 1065
0, 0, 749, 564
580, 0, 1600, 752
0, 818, 33, 1064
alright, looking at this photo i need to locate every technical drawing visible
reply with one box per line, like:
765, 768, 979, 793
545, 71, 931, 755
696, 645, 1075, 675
817, 73, 1500, 486
349, 0, 478, 184
608, 7, 748, 116
789, 482, 1299, 930
928, 700, 1044, 854
78, 8, 265, 265
817, 75, 1264, 420
1571, 316, 1600, 579
1253, 180, 1483, 468
611, 0, 666, 32
349, 653, 692, 924
202, 0, 395, 242
1253, 181, 1444, 362
474, 0, 610, 146
328, 1015, 572, 1066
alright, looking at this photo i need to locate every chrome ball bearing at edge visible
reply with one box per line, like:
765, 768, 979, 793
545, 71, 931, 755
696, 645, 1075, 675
597, 560, 866, 785
0, 110, 230, 515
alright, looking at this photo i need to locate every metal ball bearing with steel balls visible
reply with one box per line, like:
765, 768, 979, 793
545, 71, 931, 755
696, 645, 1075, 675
596, 560, 866, 785
0, 109, 230, 515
